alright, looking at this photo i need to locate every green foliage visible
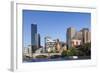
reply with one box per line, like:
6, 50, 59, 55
61, 50, 67, 57
61, 42, 91, 57
76, 42, 91, 56
67, 47, 79, 56
36, 55, 48, 58
61, 47, 78, 57
49, 50, 54, 53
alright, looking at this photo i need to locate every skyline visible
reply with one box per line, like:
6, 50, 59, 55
23, 10, 91, 47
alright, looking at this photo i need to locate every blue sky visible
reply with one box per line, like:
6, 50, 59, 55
23, 10, 91, 47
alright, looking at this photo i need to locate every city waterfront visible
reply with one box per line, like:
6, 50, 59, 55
23, 10, 91, 62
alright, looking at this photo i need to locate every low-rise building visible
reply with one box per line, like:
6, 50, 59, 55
71, 39, 81, 47
44, 36, 56, 52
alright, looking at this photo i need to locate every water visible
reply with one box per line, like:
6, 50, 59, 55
23, 56, 91, 62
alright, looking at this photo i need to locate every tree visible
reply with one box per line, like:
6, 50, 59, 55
67, 47, 79, 56
61, 50, 67, 57
61, 47, 79, 57
76, 43, 91, 56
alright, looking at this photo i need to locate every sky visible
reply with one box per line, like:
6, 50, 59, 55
23, 10, 91, 47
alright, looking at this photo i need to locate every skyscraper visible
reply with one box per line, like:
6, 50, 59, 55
35, 33, 41, 48
67, 27, 76, 48
81, 28, 91, 44
31, 24, 37, 53
87, 31, 91, 43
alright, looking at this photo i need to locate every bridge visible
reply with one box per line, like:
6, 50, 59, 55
32, 53, 61, 58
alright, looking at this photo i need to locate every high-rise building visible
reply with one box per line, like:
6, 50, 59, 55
67, 27, 91, 49
35, 33, 41, 49
75, 31, 82, 40
31, 24, 37, 53
67, 27, 76, 48
87, 31, 91, 43
81, 28, 91, 44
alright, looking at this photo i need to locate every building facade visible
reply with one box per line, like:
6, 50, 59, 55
44, 37, 67, 53
44, 36, 56, 52
31, 24, 37, 46
31, 24, 41, 53
81, 28, 91, 44
55, 39, 61, 52
35, 33, 41, 49
23, 45, 32, 57
67, 27, 76, 48
71, 39, 81, 47
67, 27, 91, 49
